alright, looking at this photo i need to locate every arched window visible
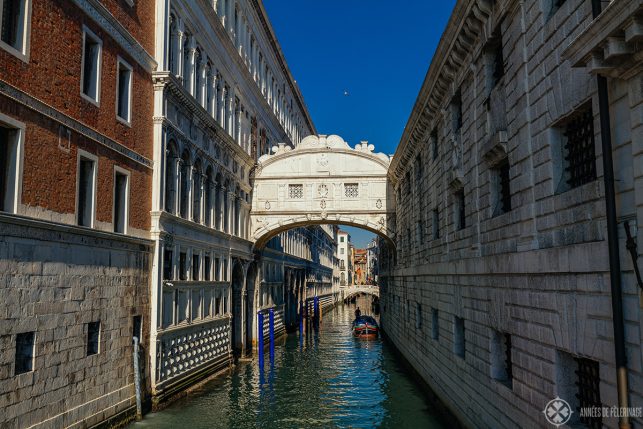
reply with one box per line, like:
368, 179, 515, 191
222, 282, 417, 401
234, 186, 241, 236
179, 150, 190, 219
192, 159, 202, 223
223, 179, 230, 233
164, 140, 178, 213
168, 14, 177, 74
204, 166, 213, 227
206, 65, 214, 115
195, 50, 202, 103
182, 34, 191, 92
215, 173, 223, 230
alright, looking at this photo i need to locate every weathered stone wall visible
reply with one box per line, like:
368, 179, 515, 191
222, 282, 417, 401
0, 214, 152, 428
382, 0, 642, 428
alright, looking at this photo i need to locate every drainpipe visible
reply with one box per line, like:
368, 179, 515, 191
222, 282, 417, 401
133, 336, 143, 421
591, 2, 630, 428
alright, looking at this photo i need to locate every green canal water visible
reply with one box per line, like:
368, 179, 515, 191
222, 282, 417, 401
130, 296, 447, 429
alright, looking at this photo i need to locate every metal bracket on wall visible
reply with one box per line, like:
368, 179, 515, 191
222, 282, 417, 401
624, 221, 643, 291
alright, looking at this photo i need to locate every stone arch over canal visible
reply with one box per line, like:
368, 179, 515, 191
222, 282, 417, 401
250, 134, 397, 249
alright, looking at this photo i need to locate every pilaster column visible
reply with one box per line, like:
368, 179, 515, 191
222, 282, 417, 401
227, 90, 235, 137
218, 84, 226, 128
208, 179, 216, 228
176, 158, 184, 217
199, 60, 208, 108
186, 164, 194, 221
235, 197, 241, 236
199, 173, 206, 225
185, 40, 197, 95
226, 0, 233, 34
218, 184, 225, 231
225, 191, 234, 234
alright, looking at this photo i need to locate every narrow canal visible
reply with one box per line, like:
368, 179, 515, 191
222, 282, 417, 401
131, 296, 447, 429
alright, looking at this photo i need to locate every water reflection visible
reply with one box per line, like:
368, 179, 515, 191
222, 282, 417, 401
130, 296, 446, 429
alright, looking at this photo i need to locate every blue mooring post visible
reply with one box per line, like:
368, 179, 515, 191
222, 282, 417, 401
299, 301, 303, 334
269, 308, 275, 361
314, 296, 320, 327
258, 312, 264, 368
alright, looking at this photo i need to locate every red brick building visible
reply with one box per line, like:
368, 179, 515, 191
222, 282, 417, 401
0, 0, 155, 427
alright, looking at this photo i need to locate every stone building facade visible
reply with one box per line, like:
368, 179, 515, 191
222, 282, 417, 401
0, 0, 156, 427
262, 224, 339, 339
382, 0, 642, 428
338, 230, 351, 286
149, 0, 317, 405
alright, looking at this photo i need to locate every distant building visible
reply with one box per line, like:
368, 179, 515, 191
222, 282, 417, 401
366, 238, 379, 284
353, 249, 367, 285
349, 243, 355, 285
337, 229, 351, 286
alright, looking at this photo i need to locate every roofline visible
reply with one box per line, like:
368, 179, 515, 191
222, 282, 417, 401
389, 0, 476, 182
250, 0, 317, 135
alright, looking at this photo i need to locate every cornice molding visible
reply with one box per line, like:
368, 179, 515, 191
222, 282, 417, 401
389, 0, 494, 184
155, 71, 255, 173
248, 0, 316, 134
563, 0, 643, 76
0, 79, 153, 168
73, 0, 156, 73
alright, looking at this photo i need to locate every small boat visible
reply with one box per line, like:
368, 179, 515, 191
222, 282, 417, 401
352, 316, 379, 339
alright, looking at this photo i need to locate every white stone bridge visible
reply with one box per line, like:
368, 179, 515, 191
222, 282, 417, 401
341, 286, 380, 301
250, 134, 396, 249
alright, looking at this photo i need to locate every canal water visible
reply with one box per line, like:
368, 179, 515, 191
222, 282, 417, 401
131, 296, 447, 429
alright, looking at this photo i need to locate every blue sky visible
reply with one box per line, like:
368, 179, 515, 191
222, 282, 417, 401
263, 0, 456, 248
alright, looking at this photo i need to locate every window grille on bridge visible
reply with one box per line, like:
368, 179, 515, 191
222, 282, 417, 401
288, 184, 303, 199
344, 183, 359, 198
575, 357, 602, 429
563, 107, 596, 189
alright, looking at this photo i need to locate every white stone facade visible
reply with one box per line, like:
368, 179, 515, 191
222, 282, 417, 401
251, 134, 396, 248
149, 0, 317, 404
382, 1, 643, 428
338, 230, 351, 286
0, 214, 152, 428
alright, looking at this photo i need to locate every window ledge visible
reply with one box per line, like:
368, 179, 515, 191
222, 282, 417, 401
80, 92, 100, 107
116, 115, 132, 128
0, 41, 29, 63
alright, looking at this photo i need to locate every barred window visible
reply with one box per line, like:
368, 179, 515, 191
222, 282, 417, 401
344, 183, 358, 198
493, 160, 511, 216
288, 184, 303, 199
486, 26, 505, 91
454, 316, 465, 358
87, 321, 100, 356
431, 128, 439, 160
455, 189, 465, 230
432, 208, 440, 239
491, 331, 513, 388
575, 357, 602, 429
563, 107, 596, 189
451, 91, 462, 133
15, 331, 34, 375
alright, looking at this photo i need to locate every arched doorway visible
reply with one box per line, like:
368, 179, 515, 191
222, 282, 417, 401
245, 263, 258, 355
231, 260, 245, 355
